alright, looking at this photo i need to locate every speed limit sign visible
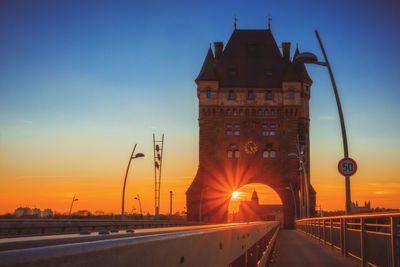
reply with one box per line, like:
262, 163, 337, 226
338, 158, 357, 176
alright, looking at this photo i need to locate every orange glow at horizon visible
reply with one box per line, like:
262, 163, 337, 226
1, 132, 400, 215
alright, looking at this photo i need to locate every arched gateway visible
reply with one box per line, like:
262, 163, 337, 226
186, 28, 316, 228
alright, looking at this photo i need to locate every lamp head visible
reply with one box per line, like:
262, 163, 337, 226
294, 52, 318, 63
133, 153, 145, 159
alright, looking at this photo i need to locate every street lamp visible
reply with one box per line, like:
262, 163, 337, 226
294, 30, 352, 214
69, 195, 79, 216
134, 195, 143, 218
288, 150, 309, 218
121, 144, 145, 220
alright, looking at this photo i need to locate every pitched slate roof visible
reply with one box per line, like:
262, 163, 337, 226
196, 47, 217, 81
196, 29, 312, 87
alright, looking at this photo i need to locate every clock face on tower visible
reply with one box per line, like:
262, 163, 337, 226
244, 140, 258, 154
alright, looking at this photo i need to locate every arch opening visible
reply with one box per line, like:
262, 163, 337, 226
228, 183, 283, 223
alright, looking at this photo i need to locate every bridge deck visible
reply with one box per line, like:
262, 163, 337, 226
271, 230, 360, 267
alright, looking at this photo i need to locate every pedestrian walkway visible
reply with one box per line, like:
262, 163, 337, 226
270, 230, 360, 267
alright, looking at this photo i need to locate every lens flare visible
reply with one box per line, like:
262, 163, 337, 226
232, 191, 239, 199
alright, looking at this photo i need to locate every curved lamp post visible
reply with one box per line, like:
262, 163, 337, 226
69, 195, 79, 216
295, 30, 351, 214
121, 144, 144, 220
134, 195, 143, 218
288, 151, 308, 218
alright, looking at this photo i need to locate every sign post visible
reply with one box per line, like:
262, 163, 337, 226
338, 157, 357, 214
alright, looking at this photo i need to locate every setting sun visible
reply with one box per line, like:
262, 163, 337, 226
232, 191, 239, 199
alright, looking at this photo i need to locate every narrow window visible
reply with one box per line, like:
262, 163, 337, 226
239, 109, 243, 116
305, 86, 309, 92
248, 90, 253, 99
228, 151, 233, 158
226, 124, 232, 128
263, 151, 269, 158
258, 109, 262, 116
270, 124, 276, 129
230, 144, 237, 149
234, 151, 240, 158
264, 109, 268, 116
233, 109, 237, 116
267, 90, 272, 99
234, 130, 240, 136
227, 109, 231, 116
270, 150, 276, 158
262, 124, 268, 129
262, 130, 269, 136
289, 90, 295, 99
226, 130, 232, 135
229, 90, 235, 99
234, 124, 240, 128
206, 90, 211, 98
270, 130, 276, 136
271, 109, 275, 116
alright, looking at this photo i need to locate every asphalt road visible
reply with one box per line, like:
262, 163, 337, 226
270, 230, 360, 267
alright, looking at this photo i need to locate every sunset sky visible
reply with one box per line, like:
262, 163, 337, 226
1, 0, 399, 215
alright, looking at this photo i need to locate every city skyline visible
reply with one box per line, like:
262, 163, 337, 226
1, 0, 400, 215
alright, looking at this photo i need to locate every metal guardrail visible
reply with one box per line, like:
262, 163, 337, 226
0, 219, 199, 238
296, 212, 400, 267
0, 221, 279, 267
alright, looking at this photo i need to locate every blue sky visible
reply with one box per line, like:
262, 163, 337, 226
1, 0, 399, 212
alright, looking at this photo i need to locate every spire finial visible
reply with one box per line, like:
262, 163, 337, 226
234, 14, 238, 30
268, 15, 272, 30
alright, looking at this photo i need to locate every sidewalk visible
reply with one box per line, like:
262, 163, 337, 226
270, 230, 360, 267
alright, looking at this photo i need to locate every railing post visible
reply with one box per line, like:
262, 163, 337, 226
330, 219, 333, 247
323, 219, 326, 244
391, 216, 399, 267
361, 218, 367, 266
343, 218, 347, 255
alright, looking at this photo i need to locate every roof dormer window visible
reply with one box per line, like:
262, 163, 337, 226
228, 69, 237, 76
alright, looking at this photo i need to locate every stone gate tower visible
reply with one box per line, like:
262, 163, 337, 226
186, 29, 316, 228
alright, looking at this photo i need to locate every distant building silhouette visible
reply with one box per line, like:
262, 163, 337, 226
14, 207, 53, 217
42, 209, 53, 217
32, 208, 42, 217
14, 207, 32, 217
236, 190, 283, 222
351, 201, 372, 213
73, 210, 91, 216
